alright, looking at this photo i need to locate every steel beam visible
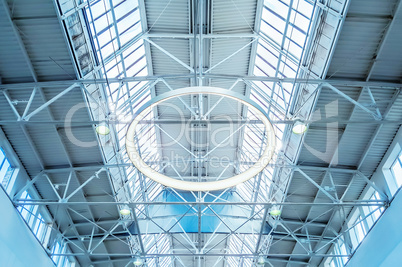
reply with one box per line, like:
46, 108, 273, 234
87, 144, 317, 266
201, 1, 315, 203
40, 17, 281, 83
14, 200, 385, 207
204, 38, 258, 74
51, 252, 348, 258
324, 83, 381, 120
59, 0, 97, 20
356, 172, 388, 201
144, 38, 194, 72
305, 84, 359, 265
1, 118, 401, 127
143, 33, 259, 39
24, 83, 79, 121
39, 162, 361, 174
365, 0, 402, 80
1, 76, 401, 90
296, 168, 337, 202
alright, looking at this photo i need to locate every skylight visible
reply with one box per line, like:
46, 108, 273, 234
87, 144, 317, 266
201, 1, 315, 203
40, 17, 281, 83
85, 0, 143, 60
254, 0, 314, 116
234, 0, 317, 215
391, 149, 402, 188
226, 0, 317, 264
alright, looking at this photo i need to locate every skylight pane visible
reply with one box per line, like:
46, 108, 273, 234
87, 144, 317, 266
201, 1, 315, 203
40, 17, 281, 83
123, 42, 144, 65
294, 0, 314, 17
117, 9, 140, 34
263, 8, 286, 33
112, 0, 125, 5
260, 21, 282, 45
0, 159, 10, 185
97, 29, 116, 48
392, 156, 402, 187
114, 1, 136, 19
0, 148, 14, 189
265, 0, 288, 18
89, 0, 108, 19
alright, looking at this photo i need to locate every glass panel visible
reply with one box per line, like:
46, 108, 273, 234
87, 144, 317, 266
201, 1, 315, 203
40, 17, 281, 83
0, 149, 5, 163
51, 240, 75, 267
17, 191, 51, 246
0, 148, 14, 189
391, 155, 402, 187
349, 216, 367, 250
244, 0, 317, 209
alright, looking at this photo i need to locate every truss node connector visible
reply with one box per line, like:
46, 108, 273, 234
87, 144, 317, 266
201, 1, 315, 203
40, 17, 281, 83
95, 168, 104, 178
374, 114, 383, 121
59, 198, 68, 203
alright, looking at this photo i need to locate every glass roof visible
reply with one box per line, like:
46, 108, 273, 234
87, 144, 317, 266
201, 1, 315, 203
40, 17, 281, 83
81, 0, 318, 265
234, 0, 316, 220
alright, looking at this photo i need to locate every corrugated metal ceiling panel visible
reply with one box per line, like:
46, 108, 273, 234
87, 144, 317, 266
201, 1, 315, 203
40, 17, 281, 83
0, 4, 33, 83
209, 38, 253, 75
326, 19, 388, 80
212, 0, 256, 33
145, 0, 190, 33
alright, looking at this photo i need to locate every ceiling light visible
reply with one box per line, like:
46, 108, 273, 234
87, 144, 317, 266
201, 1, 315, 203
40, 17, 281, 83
269, 205, 281, 216
257, 256, 265, 265
96, 123, 110, 135
292, 121, 307, 134
119, 205, 131, 216
125, 87, 276, 192
133, 257, 143, 266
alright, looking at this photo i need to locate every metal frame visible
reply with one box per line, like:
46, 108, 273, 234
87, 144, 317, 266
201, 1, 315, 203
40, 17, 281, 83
2, 0, 400, 266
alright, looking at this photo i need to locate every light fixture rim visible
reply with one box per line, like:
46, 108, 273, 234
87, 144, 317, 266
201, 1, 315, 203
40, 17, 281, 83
125, 86, 276, 192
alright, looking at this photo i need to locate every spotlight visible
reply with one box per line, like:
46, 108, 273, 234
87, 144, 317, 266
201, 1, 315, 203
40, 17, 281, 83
133, 257, 143, 266
119, 205, 131, 216
95, 123, 110, 135
269, 205, 281, 216
292, 121, 307, 135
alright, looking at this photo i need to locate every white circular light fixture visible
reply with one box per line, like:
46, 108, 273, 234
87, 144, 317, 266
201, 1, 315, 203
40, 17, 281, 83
126, 87, 276, 192
119, 205, 131, 216
292, 121, 307, 135
96, 123, 110, 135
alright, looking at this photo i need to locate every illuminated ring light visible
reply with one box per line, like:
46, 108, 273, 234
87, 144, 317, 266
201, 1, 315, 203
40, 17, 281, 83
126, 87, 276, 192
